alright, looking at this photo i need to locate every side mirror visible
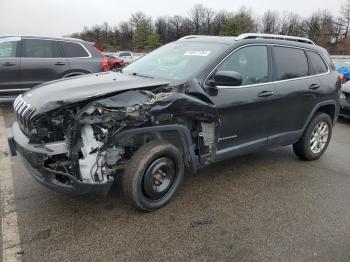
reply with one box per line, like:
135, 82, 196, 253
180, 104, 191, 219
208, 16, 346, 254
210, 71, 243, 87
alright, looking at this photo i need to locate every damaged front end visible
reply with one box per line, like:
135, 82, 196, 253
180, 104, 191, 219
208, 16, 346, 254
9, 84, 219, 197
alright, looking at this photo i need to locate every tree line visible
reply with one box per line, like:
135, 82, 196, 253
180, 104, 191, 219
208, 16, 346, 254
70, 0, 350, 54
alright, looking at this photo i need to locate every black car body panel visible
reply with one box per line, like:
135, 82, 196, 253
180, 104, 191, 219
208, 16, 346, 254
7, 35, 341, 197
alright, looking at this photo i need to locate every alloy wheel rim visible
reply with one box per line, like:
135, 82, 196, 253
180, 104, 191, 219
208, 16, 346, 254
310, 121, 329, 154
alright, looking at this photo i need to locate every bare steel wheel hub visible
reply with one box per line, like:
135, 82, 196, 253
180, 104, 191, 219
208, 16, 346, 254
310, 121, 329, 154
142, 157, 176, 200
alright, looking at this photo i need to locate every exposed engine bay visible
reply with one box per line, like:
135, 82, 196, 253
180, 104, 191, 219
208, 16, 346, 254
25, 85, 219, 187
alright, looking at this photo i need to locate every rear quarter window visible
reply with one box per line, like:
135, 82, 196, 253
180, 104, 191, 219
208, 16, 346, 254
307, 51, 328, 75
273, 46, 309, 80
60, 42, 90, 58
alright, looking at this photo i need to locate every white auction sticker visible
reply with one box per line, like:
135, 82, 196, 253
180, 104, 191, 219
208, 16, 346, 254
184, 51, 211, 57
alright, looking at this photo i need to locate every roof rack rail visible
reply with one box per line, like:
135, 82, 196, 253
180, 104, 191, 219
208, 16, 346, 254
178, 35, 237, 41
237, 33, 315, 45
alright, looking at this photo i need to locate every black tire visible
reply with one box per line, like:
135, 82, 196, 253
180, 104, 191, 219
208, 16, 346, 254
123, 140, 184, 211
293, 112, 333, 161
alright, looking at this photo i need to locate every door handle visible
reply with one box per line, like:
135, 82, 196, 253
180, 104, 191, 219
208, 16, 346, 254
2, 62, 16, 66
258, 91, 274, 98
54, 62, 66, 66
309, 83, 320, 90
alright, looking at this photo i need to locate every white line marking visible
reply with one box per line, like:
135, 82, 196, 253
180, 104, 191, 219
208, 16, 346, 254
0, 109, 22, 262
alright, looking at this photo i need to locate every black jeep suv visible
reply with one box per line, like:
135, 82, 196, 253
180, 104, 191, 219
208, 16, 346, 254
0, 36, 109, 98
7, 34, 341, 211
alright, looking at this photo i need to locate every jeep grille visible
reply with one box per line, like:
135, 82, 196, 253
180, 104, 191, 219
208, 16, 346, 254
13, 95, 36, 136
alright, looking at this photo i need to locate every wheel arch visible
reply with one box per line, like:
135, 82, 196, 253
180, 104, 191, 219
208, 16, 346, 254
108, 125, 199, 173
303, 100, 338, 132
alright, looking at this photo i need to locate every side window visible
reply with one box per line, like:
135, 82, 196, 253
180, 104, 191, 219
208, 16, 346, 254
307, 51, 328, 75
217, 46, 268, 86
60, 42, 89, 58
22, 39, 61, 58
273, 47, 308, 80
0, 38, 19, 58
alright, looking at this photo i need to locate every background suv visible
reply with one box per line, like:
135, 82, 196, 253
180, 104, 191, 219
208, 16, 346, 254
0, 36, 109, 98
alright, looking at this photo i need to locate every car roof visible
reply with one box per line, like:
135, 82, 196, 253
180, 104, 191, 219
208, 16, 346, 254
0, 35, 92, 44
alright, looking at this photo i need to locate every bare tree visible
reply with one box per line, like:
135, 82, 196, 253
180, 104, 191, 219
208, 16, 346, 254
261, 10, 280, 33
279, 12, 304, 36
130, 12, 149, 30
303, 10, 335, 44
212, 10, 231, 35
236, 7, 256, 33
189, 4, 206, 34
203, 7, 215, 34
340, 0, 350, 38
169, 15, 185, 40
155, 17, 169, 43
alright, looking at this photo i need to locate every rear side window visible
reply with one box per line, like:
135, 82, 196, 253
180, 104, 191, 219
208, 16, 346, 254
60, 42, 89, 58
22, 39, 61, 58
307, 51, 328, 75
217, 45, 269, 86
273, 47, 308, 80
0, 38, 19, 58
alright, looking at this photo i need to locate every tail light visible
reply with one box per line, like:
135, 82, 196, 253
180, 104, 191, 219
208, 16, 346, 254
94, 46, 110, 72
101, 56, 109, 72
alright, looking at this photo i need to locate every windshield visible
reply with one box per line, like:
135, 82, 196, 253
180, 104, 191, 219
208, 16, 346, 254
123, 41, 228, 80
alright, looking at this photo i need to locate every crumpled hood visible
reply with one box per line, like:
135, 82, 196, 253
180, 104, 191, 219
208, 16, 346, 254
22, 71, 171, 115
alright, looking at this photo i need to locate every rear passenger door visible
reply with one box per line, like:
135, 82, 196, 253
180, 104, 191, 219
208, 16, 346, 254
267, 46, 321, 146
20, 38, 69, 89
59, 41, 94, 74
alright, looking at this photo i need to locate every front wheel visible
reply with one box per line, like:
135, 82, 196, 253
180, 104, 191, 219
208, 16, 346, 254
122, 140, 184, 211
293, 113, 333, 161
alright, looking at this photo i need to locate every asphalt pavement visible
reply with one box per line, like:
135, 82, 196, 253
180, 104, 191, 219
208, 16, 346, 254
1, 104, 350, 262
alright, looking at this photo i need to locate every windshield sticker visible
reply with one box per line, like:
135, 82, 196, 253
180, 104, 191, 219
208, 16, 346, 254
184, 51, 211, 57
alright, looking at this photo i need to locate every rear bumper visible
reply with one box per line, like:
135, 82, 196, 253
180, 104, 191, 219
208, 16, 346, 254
7, 122, 114, 197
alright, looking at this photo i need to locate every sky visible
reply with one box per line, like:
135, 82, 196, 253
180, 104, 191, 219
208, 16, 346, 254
0, 0, 341, 37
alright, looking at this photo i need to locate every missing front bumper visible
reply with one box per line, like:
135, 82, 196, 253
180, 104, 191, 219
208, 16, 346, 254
7, 122, 114, 197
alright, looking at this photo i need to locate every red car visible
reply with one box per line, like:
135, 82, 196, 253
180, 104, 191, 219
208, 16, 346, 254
104, 54, 125, 70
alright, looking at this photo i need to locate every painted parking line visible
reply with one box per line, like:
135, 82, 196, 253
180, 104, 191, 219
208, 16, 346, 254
0, 109, 22, 262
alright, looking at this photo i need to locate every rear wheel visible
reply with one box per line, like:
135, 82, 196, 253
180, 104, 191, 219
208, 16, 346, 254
122, 140, 184, 211
293, 113, 332, 161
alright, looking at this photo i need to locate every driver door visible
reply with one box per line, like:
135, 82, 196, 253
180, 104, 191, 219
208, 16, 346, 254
205, 45, 276, 159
